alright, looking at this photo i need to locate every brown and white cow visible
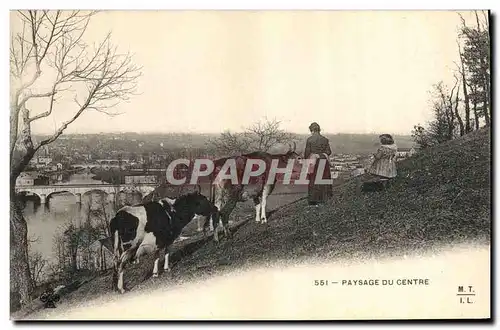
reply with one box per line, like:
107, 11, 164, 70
208, 142, 300, 241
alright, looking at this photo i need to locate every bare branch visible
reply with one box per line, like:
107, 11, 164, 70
474, 11, 482, 32
35, 90, 95, 150
11, 10, 141, 179
18, 90, 57, 108
27, 89, 58, 123
482, 10, 489, 30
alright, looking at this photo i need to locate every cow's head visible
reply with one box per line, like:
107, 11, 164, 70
193, 184, 202, 195
283, 141, 300, 159
272, 141, 300, 170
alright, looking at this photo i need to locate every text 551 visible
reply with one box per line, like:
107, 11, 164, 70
314, 280, 329, 286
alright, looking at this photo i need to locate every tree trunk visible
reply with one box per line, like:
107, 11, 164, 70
473, 100, 480, 130
71, 245, 78, 272
483, 82, 490, 126
10, 182, 34, 312
446, 103, 455, 140
454, 85, 465, 136
9, 117, 39, 311
459, 59, 471, 133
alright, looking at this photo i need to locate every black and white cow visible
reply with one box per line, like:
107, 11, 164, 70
109, 189, 219, 293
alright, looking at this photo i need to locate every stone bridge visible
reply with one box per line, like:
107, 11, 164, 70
15, 183, 157, 204
71, 164, 123, 171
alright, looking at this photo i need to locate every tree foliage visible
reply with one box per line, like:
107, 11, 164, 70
413, 11, 490, 147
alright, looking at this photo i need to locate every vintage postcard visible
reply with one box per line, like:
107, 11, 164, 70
9, 10, 491, 321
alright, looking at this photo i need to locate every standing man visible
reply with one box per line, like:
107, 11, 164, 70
304, 122, 333, 206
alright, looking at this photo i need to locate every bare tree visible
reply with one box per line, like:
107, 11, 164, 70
412, 82, 460, 147
208, 118, 294, 156
28, 251, 47, 288
456, 41, 471, 133
10, 10, 141, 308
208, 131, 252, 156
27, 235, 47, 288
453, 75, 465, 137
246, 118, 295, 152
458, 11, 490, 128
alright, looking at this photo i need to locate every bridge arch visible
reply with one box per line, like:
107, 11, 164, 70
83, 189, 112, 208
46, 191, 76, 204
16, 190, 42, 204
83, 189, 109, 197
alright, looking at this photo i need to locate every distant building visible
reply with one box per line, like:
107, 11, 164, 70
37, 156, 53, 165
124, 174, 158, 184
16, 172, 35, 186
150, 153, 160, 163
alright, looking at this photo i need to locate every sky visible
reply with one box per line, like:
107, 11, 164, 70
11, 10, 481, 135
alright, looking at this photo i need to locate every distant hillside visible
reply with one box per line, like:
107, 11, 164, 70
280, 133, 416, 155
34, 132, 415, 157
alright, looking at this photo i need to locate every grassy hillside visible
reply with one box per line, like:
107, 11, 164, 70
16, 127, 490, 319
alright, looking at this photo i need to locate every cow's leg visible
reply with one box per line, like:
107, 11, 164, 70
220, 199, 237, 238
195, 215, 206, 233
152, 249, 160, 278
164, 246, 171, 272
112, 254, 120, 291
213, 187, 225, 242
214, 226, 220, 242
260, 185, 272, 224
204, 210, 217, 237
211, 211, 220, 243
209, 216, 215, 232
117, 249, 135, 294
133, 245, 146, 265
253, 196, 262, 223
112, 230, 121, 291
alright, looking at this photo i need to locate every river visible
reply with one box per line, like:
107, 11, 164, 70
22, 172, 142, 264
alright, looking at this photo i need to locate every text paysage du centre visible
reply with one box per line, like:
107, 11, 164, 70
342, 278, 430, 286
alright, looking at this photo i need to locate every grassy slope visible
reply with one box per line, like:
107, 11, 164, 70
16, 128, 491, 318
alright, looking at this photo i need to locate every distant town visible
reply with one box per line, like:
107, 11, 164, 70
16, 132, 419, 188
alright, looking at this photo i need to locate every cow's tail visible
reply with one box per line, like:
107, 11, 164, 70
209, 177, 215, 205
207, 176, 219, 234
